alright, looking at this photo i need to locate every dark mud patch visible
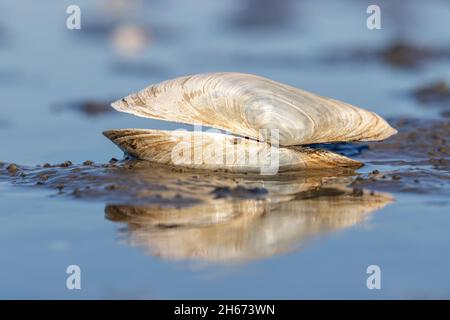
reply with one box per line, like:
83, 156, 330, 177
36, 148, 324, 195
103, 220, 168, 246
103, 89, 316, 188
412, 80, 450, 105
378, 42, 444, 69
351, 168, 450, 194
227, 0, 296, 32
52, 100, 115, 118
353, 118, 450, 194
441, 110, 450, 118
1, 161, 202, 206
362, 118, 450, 162
0, 159, 360, 206
324, 41, 450, 69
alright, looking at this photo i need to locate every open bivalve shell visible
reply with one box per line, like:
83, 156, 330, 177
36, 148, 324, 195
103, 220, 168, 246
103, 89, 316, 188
104, 72, 397, 173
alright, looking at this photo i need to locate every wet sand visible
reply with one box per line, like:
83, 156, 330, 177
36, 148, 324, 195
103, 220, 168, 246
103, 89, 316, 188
355, 118, 450, 194
5, 116, 448, 197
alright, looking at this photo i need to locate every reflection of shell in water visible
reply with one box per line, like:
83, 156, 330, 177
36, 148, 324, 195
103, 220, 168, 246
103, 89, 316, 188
105, 187, 393, 263
110, 72, 397, 146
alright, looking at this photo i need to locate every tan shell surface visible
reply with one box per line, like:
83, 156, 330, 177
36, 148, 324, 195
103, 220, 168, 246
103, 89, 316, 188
103, 129, 362, 173
111, 72, 397, 146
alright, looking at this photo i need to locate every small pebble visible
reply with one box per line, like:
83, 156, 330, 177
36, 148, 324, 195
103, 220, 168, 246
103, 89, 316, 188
59, 161, 72, 168
6, 164, 18, 174
38, 174, 50, 181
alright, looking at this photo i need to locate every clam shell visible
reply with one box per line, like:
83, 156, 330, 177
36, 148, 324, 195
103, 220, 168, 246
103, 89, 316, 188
103, 129, 362, 173
111, 72, 397, 146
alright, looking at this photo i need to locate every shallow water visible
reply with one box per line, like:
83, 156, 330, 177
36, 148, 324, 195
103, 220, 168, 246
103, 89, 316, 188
1, 0, 450, 299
